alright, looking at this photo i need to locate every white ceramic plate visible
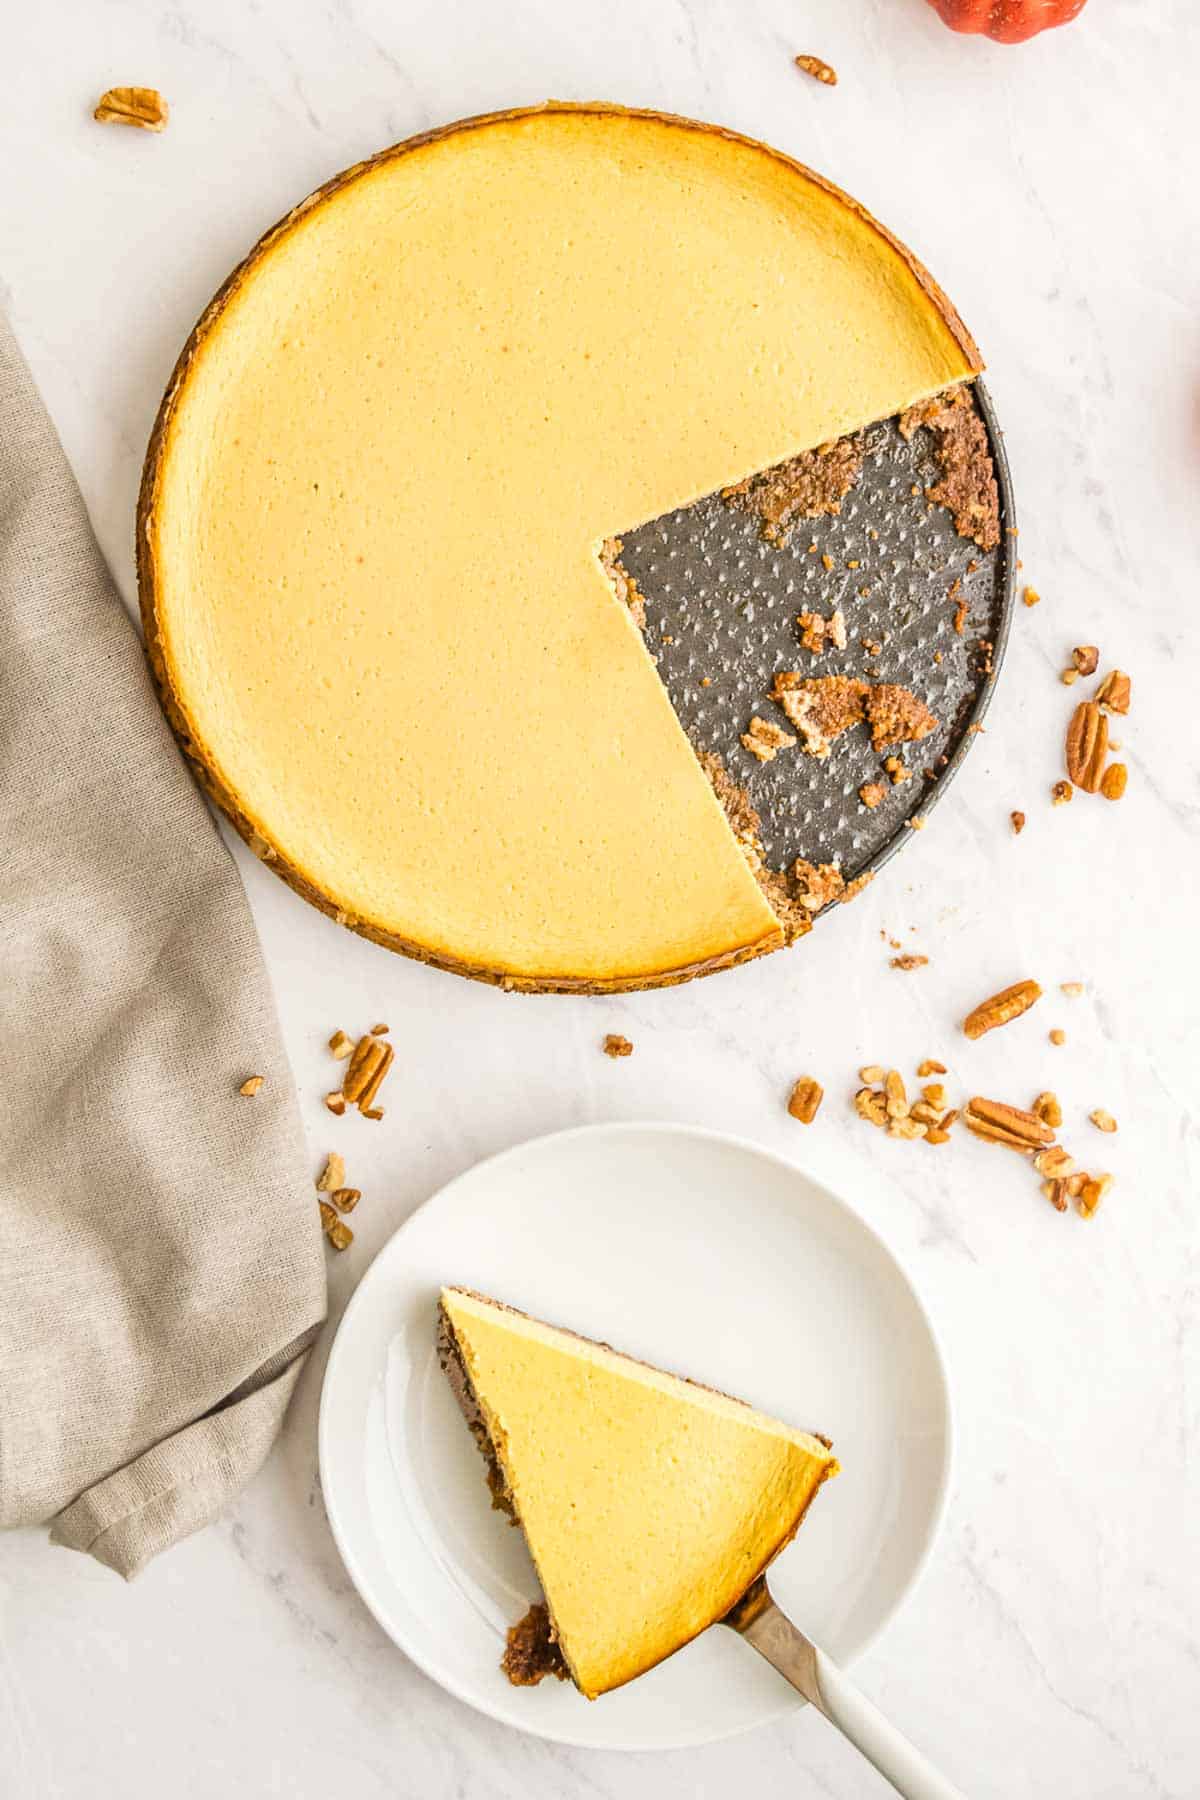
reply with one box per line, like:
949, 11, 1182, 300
318, 1123, 952, 1751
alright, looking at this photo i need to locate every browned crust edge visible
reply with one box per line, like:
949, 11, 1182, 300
137, 100, 982, 997
436, 1287, 837, 1699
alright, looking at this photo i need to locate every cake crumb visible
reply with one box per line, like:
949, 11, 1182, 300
722, 434, 866, 545
502, 1604, 569, 1688
741, 715, 797, 763
603, 1034, 634, 1059
898, 387, 1000, 552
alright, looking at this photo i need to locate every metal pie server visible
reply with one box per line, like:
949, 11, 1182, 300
724, 1578, 967, 1800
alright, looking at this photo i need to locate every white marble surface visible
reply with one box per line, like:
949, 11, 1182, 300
2, 1, 1198, 1794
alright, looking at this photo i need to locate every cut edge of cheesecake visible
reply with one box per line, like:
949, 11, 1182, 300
138, 102, 984, 995
436, 1284, 840, 1699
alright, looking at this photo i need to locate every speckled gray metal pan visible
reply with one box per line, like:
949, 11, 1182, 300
618, 381, 1015, 889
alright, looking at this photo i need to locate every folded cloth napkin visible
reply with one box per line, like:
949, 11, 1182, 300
0, 310, 326, 1577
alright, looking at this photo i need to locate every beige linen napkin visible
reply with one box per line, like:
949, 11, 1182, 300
0, 310, 326, 1576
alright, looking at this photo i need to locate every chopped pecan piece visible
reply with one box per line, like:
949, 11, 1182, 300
1052, 780, 1074, 806
1089, 1109, 1118, 1133
238, 1075, 265, 1097
1077, 1174, 1112, 1218
787, 1077, 824, 1124
1032, 1091, 1063, 1129
1072, 645, 1099, 676
316, 1152, 346, 1193
319, 1201, 353, 1251
1010, 810, 1025, 835
854, 1087, 888, 1128
94, 86, 169, 130
859, 781, 886, 809
1095, 670, 1131, 714
890, 954, 929, 971
603, 1034, 633, 1058
917, 1059, 947, 1077
328, 1030, 354, 1059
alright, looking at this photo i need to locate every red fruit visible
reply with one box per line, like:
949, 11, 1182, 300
924, 0, 1088, 43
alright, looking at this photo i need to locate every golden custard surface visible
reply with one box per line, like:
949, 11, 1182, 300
148, 107, 977, 983
440, 1286, 838, 1699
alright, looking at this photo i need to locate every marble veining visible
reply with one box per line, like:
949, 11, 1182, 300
1, 0, 1198, 1795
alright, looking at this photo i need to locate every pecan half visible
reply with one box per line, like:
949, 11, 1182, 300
1065, 701, 1108, 793
962, 1096, 1055, 1152
962, 979, 1042, 1040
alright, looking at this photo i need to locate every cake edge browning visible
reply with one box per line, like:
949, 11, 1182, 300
137, 100, 983, 997
436, 1287, 838, 1700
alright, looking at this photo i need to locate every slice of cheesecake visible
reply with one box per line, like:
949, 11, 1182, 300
437, 1285, 838, 1699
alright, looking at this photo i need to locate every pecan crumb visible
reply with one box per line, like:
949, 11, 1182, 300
603, 1034, 634, 1059
1033, 1091, 1063, 1129
794, 53, 838, 84
890, 954, 929, 971
370, 1022, 389, 1036
787, 1076, 824, 1124
1100, 763, 1127, 801
860, 782, 886, 809
1060, 981, 1085, 997
1023, 586, 1041, 607
1052, 780, 1073, 806
1072, 645, 1099, 676
1089, 1109, 1118, 1134
1010, 810, 1025, 834
917, 1059, 947, 1077
238, 1075, 265, 1097
328, 1030, 354, 1059
324, 1092, 347, 1116
330, 1187, 361, 1214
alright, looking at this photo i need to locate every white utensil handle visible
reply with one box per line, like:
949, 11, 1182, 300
808, 1642, 967, 1800
726, 1583, 967, 1800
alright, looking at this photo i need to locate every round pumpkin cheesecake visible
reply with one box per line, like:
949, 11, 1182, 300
139, 102, 982, 992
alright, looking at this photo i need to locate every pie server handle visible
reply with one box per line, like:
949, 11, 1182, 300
724, 1578, 968, 1800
